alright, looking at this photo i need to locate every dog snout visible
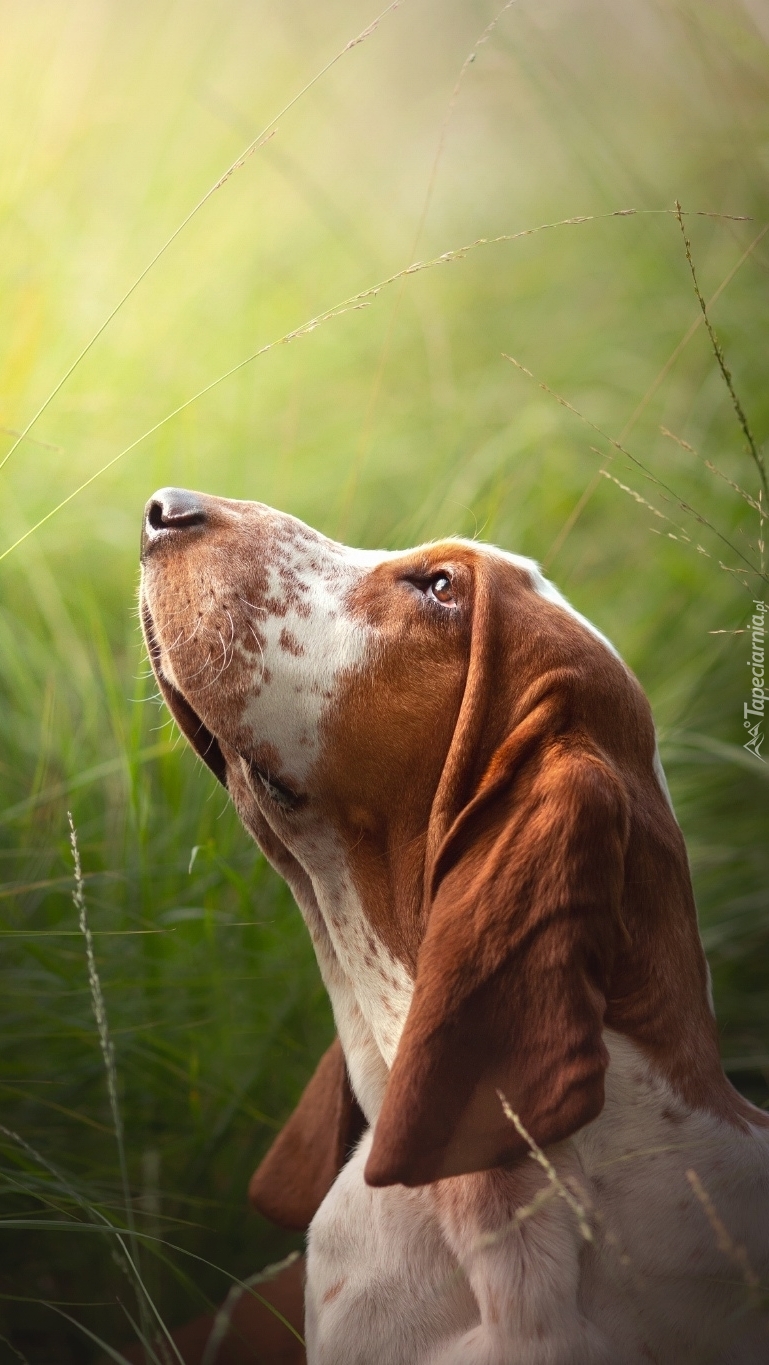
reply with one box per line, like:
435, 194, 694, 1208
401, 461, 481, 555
142, 487, 207, 552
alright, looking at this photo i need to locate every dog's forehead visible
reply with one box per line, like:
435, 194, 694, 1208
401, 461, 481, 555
242, 508, 611, 647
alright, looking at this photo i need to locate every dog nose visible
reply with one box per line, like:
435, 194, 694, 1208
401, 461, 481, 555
143, 487, 207, 547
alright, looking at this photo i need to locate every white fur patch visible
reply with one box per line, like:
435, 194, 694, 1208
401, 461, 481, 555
238, 539, 394, 785
306, 1033, 769, 1365
307, 1133, 478, 1365
296, 821, 413, 1121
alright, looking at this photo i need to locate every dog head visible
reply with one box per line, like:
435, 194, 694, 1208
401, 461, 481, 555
140, 487, 708, 1200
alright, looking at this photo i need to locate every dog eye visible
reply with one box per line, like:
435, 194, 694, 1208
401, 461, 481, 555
428, 573, 454, 605
243, 758, 300, 811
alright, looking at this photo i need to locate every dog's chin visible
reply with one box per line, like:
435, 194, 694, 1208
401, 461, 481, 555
141, 600, 228, 788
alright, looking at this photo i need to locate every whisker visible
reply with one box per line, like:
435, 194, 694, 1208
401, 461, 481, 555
245, 623, 267, 686
237, 596, 268, 617
184, 651, 216, 684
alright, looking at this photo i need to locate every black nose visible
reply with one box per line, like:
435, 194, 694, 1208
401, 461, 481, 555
143, 487, 207, 547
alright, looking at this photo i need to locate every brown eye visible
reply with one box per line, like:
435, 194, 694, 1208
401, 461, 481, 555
429, 573, 454, 604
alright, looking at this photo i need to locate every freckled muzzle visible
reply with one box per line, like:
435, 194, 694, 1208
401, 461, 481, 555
139, 485, 369, 799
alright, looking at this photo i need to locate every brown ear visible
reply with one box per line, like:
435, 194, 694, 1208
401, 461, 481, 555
250, 1037, 366, 1230
365, 721, 629, 1187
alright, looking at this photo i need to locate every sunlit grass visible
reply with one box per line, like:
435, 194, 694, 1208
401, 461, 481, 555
1, 0, 768, 1357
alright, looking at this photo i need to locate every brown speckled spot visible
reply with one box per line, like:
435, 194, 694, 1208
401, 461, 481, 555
279, 627, 305, 656
265, 596, 289, 617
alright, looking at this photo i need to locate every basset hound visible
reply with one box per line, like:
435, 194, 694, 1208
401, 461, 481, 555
140, 487, 769, 1365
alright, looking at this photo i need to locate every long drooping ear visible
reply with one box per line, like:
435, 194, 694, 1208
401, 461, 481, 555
250, 1037, 366, 1229
365, 696, 630, 1187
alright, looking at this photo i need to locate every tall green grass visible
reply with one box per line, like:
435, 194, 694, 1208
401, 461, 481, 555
1, 0, 768, 1357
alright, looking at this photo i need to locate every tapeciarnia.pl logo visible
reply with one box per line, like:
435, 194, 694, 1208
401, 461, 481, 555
744, 599, 767, 762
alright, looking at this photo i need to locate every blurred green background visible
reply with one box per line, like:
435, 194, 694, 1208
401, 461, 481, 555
1, 0, 767, 1358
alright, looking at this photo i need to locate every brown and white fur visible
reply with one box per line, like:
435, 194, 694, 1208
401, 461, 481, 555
140, 487, 769, 1365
